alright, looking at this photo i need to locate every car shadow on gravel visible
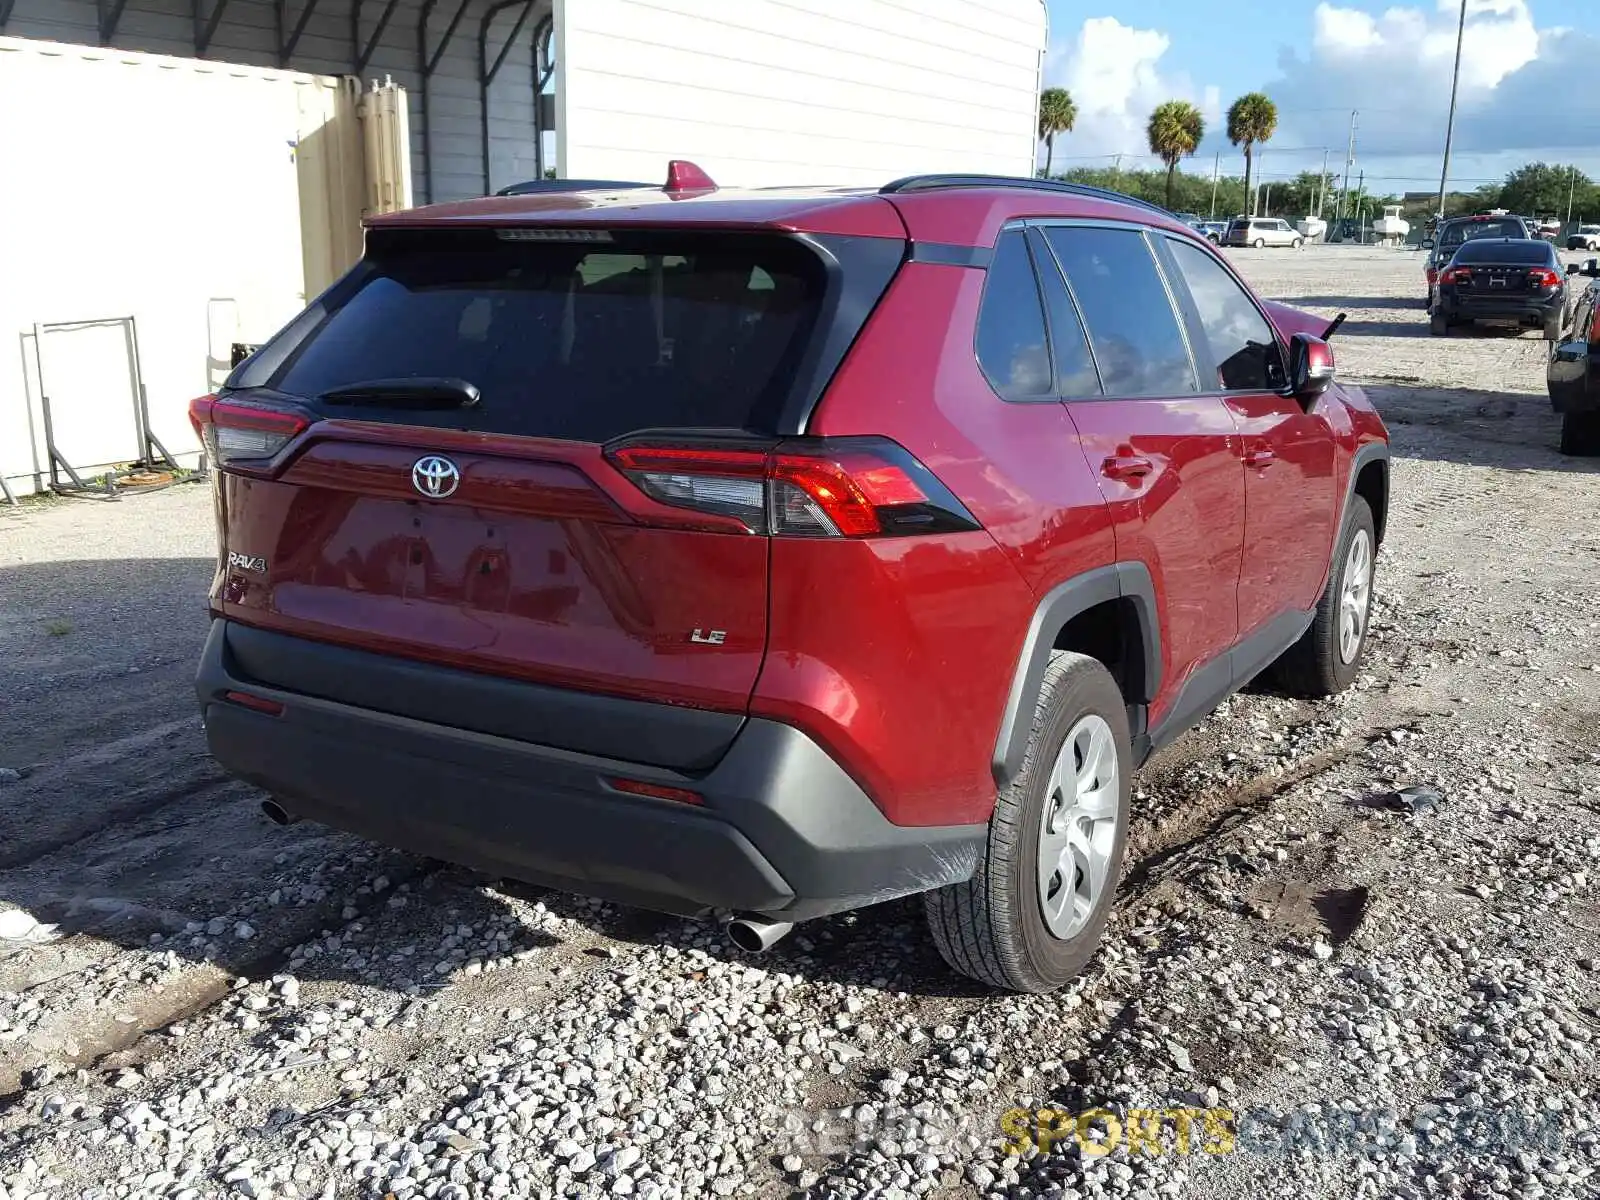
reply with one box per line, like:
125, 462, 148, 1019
1361, 382, 1600, 473
503, 885, 998, 999
1336, 318, 1431, 339
1282, 295, 1426, 311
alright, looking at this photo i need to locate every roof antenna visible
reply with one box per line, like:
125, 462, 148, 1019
664, 160, 717, 196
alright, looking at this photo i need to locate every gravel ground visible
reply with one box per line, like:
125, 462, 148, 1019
1, 244, 1597, 1200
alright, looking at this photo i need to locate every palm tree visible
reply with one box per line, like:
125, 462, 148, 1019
1037, 88, 1077, 178
1227, 92, 1278, 217
1147, 101, 1205, 208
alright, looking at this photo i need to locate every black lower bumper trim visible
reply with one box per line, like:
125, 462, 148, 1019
1441, 298, 1559, 323
197, 621, 985, 922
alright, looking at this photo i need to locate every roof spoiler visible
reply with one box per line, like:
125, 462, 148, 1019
491, 160, 717, 199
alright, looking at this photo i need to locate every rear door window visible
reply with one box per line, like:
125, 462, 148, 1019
253, 230, 826, 441
1041, 225, 1198, 397
1166, 239, 1286, 391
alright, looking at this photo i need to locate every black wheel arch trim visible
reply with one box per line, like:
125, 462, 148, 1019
1342, 441, 1391, 545
991, 562, 1162, 787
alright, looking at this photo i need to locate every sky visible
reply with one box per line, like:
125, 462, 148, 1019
1039, 0, 1598, 199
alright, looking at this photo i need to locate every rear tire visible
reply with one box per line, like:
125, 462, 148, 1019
924, 652, 1131, 994
1253, 238, 1266, 248
1269, 496, 1377, 699
1544, 310, 1562, 341
1560, 412, 1600, 456
1430, 312, 1450, 336
1292, 237, 1304, 250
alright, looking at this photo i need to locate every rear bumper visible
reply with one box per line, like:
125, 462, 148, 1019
1438, 291, 1562, 323
196, 621, 984, 921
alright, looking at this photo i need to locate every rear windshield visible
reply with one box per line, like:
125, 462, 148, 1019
1439, 218, 1525, 246
247, 229, 827, 441
1451, 240, 1553, 264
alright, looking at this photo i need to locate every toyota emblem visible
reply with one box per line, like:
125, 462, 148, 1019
411, 455, 461, 499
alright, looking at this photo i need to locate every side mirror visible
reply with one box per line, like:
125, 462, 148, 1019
1289, 334, 1336, 402
1568, 262, 1581, 275
1421, 238, 1435, 250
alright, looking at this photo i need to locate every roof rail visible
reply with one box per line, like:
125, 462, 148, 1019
495, 178, 652, 197
879, 174, 1175, 219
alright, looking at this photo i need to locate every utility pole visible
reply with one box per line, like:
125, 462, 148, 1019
1434, 0, 1468, 221
1318, 148, 1329, 217
1566, 164, 1578, 231
1210, 151, 1220, 218
1337, 110, 1358, 222
1262, 184, 1273, 217
1112, 153, 1123, 189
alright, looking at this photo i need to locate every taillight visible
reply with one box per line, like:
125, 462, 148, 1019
1528, 267, 1562, 288
605, 438, 981, 538
188, 395, 310, 465
1426, 266, 1438, 284
1441, 267, 1473, 285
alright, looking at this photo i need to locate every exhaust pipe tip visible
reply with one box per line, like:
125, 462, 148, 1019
260, 799, 299, 826
726, 914, 793, 954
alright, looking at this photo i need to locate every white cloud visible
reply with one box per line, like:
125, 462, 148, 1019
1040, 17, 1220, 169
1267, 0, 1590, 177
1309, 0, 1537, 89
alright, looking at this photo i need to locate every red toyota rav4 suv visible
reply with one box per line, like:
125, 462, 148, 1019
193, 167, 1390, 993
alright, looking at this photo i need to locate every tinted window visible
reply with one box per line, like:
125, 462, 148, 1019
1043, 226, 1197, 397
265, 231, 823, 440
975, 230, 1053, 400
1028, 232, 1102, 396
1168, 240, 1286, 391
1452, 240, 1554, 265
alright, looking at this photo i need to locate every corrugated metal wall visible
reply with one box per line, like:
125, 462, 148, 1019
0, 0, 549, 201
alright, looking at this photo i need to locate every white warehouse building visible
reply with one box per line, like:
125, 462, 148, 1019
0, 0, 1046, 500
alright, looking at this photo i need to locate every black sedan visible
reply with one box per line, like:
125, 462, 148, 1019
1430, 238, 1569, 339
1548, 257, 1600, 456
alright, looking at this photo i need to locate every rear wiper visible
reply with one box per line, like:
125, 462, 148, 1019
319, 377, 481, 409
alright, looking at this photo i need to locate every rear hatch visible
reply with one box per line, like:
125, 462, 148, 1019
194, 224, 904, 768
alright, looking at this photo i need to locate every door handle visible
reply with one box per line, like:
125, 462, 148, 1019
1245, 448, 1276, 469
1102, 454, 1154, 481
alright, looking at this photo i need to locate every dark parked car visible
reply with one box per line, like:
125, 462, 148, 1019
1172, 212, 1225, 243
1548, 257, 1600, 456
188, 166, 1390, 994
1424, 214, 1533, 305
1430, 237, 1568, 338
